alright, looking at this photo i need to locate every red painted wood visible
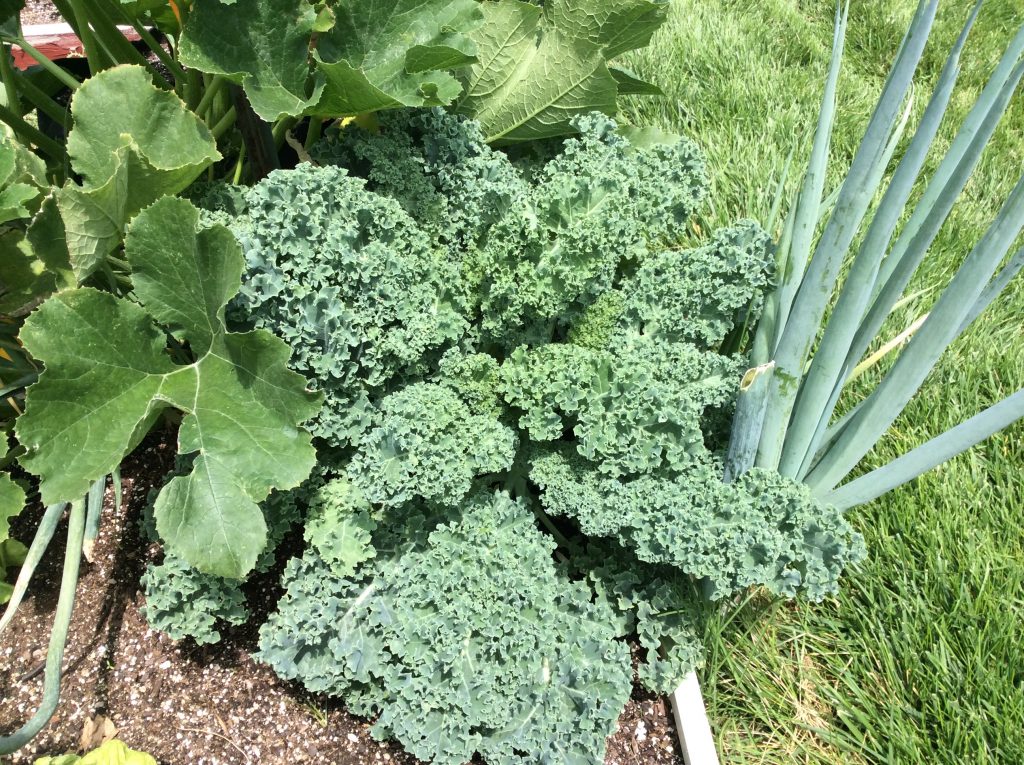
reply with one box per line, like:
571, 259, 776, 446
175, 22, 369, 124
12, 23, 142, 71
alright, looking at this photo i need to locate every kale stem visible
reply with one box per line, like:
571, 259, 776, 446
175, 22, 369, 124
530, 500, 571, 549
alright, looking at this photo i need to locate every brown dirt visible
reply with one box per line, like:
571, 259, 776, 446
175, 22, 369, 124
0, 429, 688, 764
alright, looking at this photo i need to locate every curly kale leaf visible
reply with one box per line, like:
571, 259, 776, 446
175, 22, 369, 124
617, 220, 774, 347
567, 291, 626, 350
311, 108, 528, 254
475, 114, 706, 346
225, 164, 469, 444
17, 197, 321, 579
257, 501, 439, 710
259, 492, 632, 765
260, 114, 720, 419
502, 340, 742, 475
374, 493, 631, 765
531, 446, 866, 601
578, 542, 707, 694
433, 348, 504, 417
304, 478, 377, 577
141, 555, 249, 645
347, 382, 516, 507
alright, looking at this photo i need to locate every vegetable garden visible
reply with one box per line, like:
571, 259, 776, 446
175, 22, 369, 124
0, 0, 1021, 763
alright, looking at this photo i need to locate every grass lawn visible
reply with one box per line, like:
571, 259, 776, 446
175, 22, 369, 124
625, 1, 1024, 762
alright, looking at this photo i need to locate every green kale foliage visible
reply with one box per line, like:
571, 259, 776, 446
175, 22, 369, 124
223, 162, 467, 443
258, 491, 633, 765
138, 464, 310, 644
530, 446, 862, 601
140, 555, 248, 646
171, 110, 867, 763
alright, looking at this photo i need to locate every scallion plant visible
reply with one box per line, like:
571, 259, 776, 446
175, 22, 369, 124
725, 0, 1024, 509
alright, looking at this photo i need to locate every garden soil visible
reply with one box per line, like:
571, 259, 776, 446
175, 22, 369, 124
22, 1, 62, 25
0, 429, 687, 765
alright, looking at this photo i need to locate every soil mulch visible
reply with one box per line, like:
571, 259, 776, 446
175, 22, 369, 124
0, 429, 687, 764
21, 1, 62, 26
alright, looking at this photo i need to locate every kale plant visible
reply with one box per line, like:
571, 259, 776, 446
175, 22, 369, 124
175, 110, 866, 763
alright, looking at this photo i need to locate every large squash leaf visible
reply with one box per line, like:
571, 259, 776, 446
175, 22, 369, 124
178, 0, 482, 121
16, 197, 321, 578
311, 0, 481, 116
454, 0, 668, 144
66, 66, 220, 194
0, 124, 47, 225
58, 66, 220, 281
178, 0, 322, 122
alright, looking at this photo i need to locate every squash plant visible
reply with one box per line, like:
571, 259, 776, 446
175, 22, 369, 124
0, 0, 669, 178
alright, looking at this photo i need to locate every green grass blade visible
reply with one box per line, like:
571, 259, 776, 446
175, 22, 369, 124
779, 4, 976, 477
826, 388, 1024, 511
758, 0, 938, 473
807, 173, 1024, 493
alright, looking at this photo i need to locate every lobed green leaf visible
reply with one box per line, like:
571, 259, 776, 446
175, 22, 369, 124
17, 197, 321, 578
